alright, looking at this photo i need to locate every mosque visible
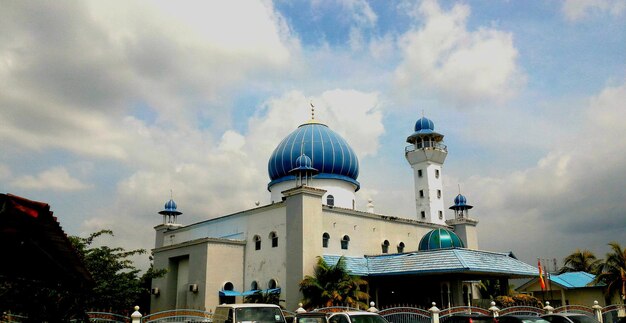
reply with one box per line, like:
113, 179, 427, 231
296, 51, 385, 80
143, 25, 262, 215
150, 112, 538, 312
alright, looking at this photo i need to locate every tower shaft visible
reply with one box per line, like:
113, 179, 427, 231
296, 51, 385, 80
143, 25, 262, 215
405, 116, 448, 225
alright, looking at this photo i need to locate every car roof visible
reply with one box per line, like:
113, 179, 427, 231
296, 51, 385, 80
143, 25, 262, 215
216, 304, 282, 309
297, 313, 328, 317
329, 312, 381, 316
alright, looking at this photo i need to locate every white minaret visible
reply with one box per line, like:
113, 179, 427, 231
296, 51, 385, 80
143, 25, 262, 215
405, 116, 447, 224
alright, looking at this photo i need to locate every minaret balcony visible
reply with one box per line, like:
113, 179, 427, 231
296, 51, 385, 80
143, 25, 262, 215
405, 142, 448, 154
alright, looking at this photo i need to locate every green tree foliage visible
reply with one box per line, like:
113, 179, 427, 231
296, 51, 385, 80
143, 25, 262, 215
244, 291, 281, 306
69, 230, 166, 314
494, 294, 541, 308
299, 256, 368, 309
478, 279, 506, 300
559, 249, 602, 274
0, 279, 90, 322
594, 242, 626, 299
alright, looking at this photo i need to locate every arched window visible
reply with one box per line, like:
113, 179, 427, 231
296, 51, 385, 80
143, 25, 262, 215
269, 231, 278, 248
268, 279, 278, 289
251, 281, 258, 291
322, 232, 330, 248
327, 195, 335, 207
341, 235, 350, 250
397, 242, 405, 253
253, 235, 261, 250
381, 240, 390, 253
220, 281, 236, 304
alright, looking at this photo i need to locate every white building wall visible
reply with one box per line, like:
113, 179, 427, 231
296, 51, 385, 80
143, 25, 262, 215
321, 208, 444, 256
244, 205, 287, 292
153, 190, 455, 312
269, 179, 357, 209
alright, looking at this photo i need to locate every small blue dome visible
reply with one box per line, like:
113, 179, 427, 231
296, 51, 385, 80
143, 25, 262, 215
418, 228, 464, 251
295, 154, 313, 168
159, 199, 182, 215
415, 117, 435, 132
289, 154, 319, 174
454, 194, 467, 206
449, 193, 473, 210
268, 122, 359, 190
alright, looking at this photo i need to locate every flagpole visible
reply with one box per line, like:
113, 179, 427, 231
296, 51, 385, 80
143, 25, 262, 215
538, 258, 546, 304
545, 261, 554, 304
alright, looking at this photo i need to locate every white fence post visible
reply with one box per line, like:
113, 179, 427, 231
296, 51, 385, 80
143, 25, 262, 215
131, 306, 142, 323
489, 302, 500, 318
367, 302, 379, 313
429, 302, 440, 323
592, 301, 603, 323
543, 302, 554, 314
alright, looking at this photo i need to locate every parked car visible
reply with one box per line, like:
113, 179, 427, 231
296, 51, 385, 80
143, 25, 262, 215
498, 315, 550, 323
213, 304, 287, 323
327, 311, 389, 323
295, 312, 330, 323
444, 313, 496, 323
541, 314, 599, 323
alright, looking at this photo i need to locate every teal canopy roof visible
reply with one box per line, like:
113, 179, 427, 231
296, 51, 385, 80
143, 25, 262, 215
324, 248, 538, 277
418, 228, 465, 250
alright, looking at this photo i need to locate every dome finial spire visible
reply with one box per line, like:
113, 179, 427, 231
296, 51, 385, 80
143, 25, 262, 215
310, 101, 315, 120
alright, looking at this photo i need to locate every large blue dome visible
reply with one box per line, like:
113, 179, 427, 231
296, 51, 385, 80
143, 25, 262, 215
268, 122, 360, 190
418, 228, 464, 251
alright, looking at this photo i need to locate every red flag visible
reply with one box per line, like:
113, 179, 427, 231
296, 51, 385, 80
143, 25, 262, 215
538, 259, 546, 290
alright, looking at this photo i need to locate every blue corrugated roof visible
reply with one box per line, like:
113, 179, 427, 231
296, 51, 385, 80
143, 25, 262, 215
323, 248, 538, 277
549, 272, 600, 288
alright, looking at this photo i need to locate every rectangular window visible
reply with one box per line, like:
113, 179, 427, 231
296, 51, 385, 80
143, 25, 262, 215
437, 190, 441, 198
435, 169, 440, 178
418, 169, 423, 177
438, 211, 443, 219
419, 190, 424, 198
420, 211, 425, 218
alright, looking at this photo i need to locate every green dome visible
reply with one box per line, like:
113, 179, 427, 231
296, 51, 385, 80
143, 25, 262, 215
418, 228, 464, 251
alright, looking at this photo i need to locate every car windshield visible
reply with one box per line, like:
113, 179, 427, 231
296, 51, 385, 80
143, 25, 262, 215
236, 307, 285, 323
299, 317, 326, 323
521, 319, 550, 323
470, 318, 494, 323
349, 314, 388, 323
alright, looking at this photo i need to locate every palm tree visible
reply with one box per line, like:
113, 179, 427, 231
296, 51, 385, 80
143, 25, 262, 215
299, 256, 369, 309
559, 249, 602, 274
594, 242, 626, 302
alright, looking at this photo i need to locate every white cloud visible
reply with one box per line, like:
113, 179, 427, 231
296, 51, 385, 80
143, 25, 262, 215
461, 80, 626, 261
0, 164, 10, 180
393, 0, 525, 107
562, 0, 626, 21
11, 167, 92, 191
0, 0, 299, 160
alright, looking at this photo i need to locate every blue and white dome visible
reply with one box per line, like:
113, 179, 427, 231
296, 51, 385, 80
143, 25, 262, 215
159, 199, 182, 216
454, 194, 467, 206
450, 193, 473, 210
268, 122, 360, 191
414, 117, 435, 133
294, 154, 316, 170
407, 116, 444, 143
418, 228, 465, 251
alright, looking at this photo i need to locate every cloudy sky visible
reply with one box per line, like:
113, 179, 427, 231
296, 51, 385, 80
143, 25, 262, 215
1, 0, 625, 271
